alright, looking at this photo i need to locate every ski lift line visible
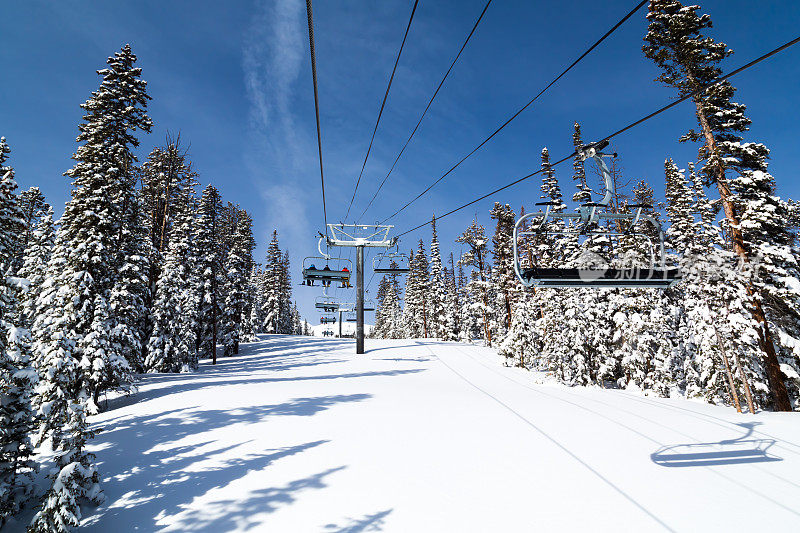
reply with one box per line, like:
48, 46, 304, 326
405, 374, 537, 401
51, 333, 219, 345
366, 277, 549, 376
379, 0, 649, 225
395, 34, 800, 239
356, 0, 495, 224
305, 0, 329, 239
344, 0, 421, 222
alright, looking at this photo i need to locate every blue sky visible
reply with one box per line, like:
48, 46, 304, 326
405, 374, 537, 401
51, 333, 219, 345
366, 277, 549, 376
2, 0, 799, 322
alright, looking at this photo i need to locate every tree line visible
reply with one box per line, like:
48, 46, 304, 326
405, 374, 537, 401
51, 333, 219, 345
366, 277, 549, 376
372, 1, 800, 414
0, 45, 304, 530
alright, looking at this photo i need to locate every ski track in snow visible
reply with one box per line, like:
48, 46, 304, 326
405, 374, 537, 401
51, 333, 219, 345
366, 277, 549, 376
7, 334, 800, 532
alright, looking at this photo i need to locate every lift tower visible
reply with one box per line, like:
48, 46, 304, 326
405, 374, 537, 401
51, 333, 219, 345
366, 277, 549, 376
326, 224, 393, 353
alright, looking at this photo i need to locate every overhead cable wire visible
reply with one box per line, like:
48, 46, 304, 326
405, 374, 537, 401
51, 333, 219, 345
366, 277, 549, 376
305, 0, 329, 239
343, 0, 421, 221
395, 34, 800, 238
356, 0, 494, 223
380, 0, 648, 224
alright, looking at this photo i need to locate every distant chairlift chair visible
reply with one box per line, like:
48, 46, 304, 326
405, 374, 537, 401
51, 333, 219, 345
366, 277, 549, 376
315, 296, 341, 313
513, 140, 681, 289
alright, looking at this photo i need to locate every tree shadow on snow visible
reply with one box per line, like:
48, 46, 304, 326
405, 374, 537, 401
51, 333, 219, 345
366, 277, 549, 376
108, 369, 423, 411
159, 466, 348, 531
323, 509, 394, 532
82, 395, 370, 531
651, 422, 783, 467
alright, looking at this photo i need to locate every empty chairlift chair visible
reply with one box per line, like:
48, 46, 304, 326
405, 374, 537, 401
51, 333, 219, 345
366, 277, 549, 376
372, 248, 410, 275
315, 296, 341, 313
513, 140, 681, 289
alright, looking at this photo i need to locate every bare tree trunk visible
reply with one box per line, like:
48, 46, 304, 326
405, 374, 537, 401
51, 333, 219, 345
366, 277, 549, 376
734, 350, 756, 414
714, 325, 742, 413
422, 300, 428, 339
692, 97, 791, 411
211, 276, 218, 365
477, 251, 492, 347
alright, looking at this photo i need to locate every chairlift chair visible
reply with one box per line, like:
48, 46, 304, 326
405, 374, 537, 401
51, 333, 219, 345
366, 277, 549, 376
340, 300, 375, 312
302, 238, 353, 287
315, 295, 341, 313
320, 315, 336, 324
345, 311, 357, 322
513, 140, 681, 289
372, 248, 410, 274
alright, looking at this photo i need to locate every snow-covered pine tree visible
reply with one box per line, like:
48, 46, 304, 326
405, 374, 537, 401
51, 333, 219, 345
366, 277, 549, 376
428, 216, 447, 339
403, 242, 430, 338
262, 231, 282, 334
145, 187, 201, 373
382, 281, 405, 339
32, 46, 151, 529
246, 264, 265, 338
138, 136, 199, 363
220, 211, 253, 355
278, 251, 293, 334
292, 303, 302, 335
13, 187, 48, 273
29, 400, 103, 532
489, 203, 518, 338
372, 276, 389, 338
0, 138, 37, 526
108, 179, 152, 376
666, 161, 766, 407
194, 184, 223, 363
571, 123, 592, 204
442, 252, 461, 341
456, 219, 492, 345
644, 0, 799, 410
18, 206, 55, 331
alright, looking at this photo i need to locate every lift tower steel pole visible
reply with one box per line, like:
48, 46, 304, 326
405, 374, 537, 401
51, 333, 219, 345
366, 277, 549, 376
324, 224, 394, 355
356, 246, 365, 353
338, 310, 343, 338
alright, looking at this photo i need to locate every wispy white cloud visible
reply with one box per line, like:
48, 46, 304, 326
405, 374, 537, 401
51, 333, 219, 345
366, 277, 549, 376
242, 0, 312, 254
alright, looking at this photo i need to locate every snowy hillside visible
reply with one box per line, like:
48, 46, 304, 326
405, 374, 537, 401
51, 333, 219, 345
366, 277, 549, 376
6, 334, 799, 532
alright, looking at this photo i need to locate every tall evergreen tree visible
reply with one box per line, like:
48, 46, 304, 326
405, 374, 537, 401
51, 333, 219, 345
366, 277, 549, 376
13, 187, 48, 273
0, 138, 37, 526
428, 216, 447, 339
457, 219, 492, 345
490, 203, 518, 336
194, 184, 223, 363
18, 206, 55, 330
145, 189, 201, 373
403, 242, 430, 338
263, 231, 282, 333
220, 211, 253, 355
31, 45, 152, 529
644, 0, 799, 410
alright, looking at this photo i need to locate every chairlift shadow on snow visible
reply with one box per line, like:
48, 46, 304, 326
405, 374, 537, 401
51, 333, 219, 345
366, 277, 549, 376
651, 422, 782, 467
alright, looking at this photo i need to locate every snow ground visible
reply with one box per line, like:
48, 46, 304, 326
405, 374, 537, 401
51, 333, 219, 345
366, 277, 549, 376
9, 335, 800, 532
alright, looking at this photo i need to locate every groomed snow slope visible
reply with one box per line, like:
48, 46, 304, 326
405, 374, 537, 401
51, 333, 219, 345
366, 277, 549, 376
25, 336, 800, 531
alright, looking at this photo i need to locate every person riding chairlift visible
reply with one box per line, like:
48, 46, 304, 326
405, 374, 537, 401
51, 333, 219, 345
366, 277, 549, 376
340, 266, 351, 288
322, 264, 332, 287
